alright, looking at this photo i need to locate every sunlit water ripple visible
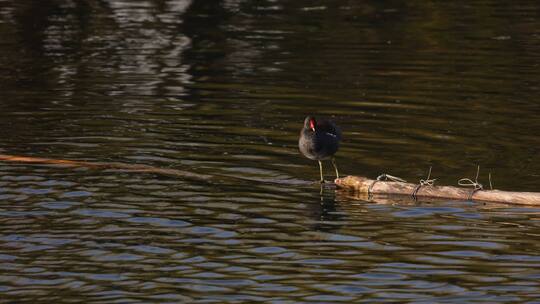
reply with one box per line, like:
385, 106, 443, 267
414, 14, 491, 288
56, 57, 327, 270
1, 0, 540, 302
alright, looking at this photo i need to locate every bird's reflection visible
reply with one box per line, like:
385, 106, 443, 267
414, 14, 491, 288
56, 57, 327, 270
306, 183, 344, 232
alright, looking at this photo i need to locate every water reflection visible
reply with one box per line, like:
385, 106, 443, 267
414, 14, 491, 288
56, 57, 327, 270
306, 184, 343, 232
2, 0, 540, 302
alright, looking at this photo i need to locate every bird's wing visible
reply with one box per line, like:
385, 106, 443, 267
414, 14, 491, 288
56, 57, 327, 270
328, 123, 342, 140
318, 119, 342, 140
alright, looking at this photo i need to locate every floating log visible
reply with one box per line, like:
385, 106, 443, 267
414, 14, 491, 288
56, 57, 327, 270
2, 153, 539, 205
335, 175, 540, 205
0, 154, 297, 186
0, 154, 211, 181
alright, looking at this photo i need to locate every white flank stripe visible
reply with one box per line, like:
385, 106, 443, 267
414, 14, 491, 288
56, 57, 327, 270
325, 132, 337, 138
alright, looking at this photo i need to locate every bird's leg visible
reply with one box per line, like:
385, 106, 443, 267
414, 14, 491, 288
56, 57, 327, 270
331, 157, 339, 179
318, 160, 324, 183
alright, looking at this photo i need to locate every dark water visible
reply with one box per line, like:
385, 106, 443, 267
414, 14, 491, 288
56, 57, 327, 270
1, 0, 540, 302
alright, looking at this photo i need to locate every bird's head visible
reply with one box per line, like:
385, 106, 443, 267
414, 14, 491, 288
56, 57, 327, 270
304, 116, 316, 132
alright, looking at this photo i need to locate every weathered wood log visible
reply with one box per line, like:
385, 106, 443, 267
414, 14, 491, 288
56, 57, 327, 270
0, 154, 295, 186
3, 153, 540, 205
335, 175, 540, 205
0, 154, 211, 181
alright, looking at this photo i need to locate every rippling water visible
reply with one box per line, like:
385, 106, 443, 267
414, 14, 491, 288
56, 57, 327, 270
1, 0, 540, 302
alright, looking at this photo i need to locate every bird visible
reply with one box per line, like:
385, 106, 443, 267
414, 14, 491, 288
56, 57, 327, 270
299, 116, 342, 183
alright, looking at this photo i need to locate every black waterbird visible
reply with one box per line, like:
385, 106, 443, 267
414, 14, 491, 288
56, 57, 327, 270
298, 116, 341, 183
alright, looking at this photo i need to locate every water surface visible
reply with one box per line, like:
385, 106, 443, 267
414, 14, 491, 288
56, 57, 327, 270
1, 0, 540, 302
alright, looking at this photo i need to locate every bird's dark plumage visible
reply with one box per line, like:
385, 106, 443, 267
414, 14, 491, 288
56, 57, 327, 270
299, 116, 341, 182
